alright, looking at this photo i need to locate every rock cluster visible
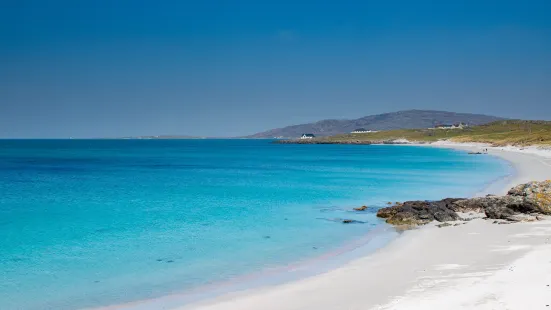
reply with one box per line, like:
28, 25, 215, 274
376, 198, 463, 225
377, 181, 551, 226
508, 181, 551, 214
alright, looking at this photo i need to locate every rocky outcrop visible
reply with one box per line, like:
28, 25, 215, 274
377, 181, 551, 226
376, 199, 462, 225
507, 181, 551, 214
353, 205, 368, 211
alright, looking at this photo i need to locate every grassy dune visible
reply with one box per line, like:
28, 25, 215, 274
317, 120, 551, 146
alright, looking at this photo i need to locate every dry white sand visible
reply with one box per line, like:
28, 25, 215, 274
174, 144, 551, 310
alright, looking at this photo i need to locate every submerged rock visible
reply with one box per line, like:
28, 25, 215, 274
353, 205, 368, 211
342, 219, 363, 224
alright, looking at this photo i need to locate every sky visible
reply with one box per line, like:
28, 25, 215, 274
1, 0, 550, 138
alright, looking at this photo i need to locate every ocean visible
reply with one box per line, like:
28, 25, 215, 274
0, 139, 512, 309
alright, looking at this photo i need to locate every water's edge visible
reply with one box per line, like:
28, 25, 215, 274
98, 225, 399, 310
98, 147, 515, 310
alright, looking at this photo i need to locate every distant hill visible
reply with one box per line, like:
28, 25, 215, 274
290, 120, 551, 147
247, 110, 505, 138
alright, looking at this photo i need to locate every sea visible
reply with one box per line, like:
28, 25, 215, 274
0, 139, 512, 310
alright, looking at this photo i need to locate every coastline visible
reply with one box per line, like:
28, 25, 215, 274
424, 141, 551, 195
173, 143, 551, 310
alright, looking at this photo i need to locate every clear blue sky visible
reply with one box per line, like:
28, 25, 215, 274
1, 0, 550, 138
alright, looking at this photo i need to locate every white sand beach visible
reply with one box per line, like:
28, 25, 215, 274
179, 144, 551, 310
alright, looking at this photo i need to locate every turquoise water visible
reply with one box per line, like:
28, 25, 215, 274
0, 140, 511, 310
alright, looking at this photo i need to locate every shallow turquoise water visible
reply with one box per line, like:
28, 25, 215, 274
0, 140, 511, 309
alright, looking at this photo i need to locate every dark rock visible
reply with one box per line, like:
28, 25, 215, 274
437, 223, 452, 228
377, 200, 459, 226
376, 206, 399, 219
386, 211, 430, 226
506, 200, 540, 214
449, 197, 488, 213
433, 208, 459, 222
485, 204, 517, 219
353, 205, 368, 211
342, 219, 364, 224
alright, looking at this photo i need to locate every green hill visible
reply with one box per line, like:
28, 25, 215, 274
309, 120, 551, 146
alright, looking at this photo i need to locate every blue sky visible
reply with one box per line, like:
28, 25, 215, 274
1, 0, 550, 138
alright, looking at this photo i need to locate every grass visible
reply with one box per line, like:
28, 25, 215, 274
314, 120, 551, 147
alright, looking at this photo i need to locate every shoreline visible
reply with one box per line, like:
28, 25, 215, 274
94, 225, 400, 310
422, 141, 551, 195
172, 142, 551, 310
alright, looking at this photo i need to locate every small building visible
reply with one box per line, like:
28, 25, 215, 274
300, 133, 315, 139
351, 128, 378, 133
430, 122, 468, 130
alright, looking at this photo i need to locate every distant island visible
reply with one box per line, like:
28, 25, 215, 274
247, 110, 504, 139
118, 135, 207, 140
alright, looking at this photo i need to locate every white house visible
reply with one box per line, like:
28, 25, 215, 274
300, 134, 315, 139
351, 128, 378, 133
429, 122, 468, 130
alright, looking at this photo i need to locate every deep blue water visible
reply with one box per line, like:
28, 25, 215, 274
0, 140, 511, 309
